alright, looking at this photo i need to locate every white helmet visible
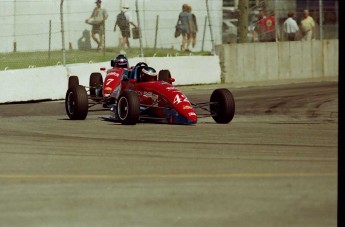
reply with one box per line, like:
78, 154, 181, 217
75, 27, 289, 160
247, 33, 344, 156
140, 66, 157, 82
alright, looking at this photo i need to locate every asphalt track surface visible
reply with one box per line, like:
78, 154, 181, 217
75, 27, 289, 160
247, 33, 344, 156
0, 81, 338, 227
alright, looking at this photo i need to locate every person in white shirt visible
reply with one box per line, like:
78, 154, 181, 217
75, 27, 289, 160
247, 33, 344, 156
283, 12, 299, 41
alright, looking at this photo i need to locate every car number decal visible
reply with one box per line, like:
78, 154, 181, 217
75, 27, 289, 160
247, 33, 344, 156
105, 78, 115, 85
173, 94, 189, 104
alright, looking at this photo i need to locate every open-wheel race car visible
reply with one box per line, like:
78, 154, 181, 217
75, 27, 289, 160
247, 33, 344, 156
65, 58, 235, 125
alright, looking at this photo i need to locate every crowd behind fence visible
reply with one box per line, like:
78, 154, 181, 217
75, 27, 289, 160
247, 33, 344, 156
223, 1, 338, 43
0, 0, 338, 71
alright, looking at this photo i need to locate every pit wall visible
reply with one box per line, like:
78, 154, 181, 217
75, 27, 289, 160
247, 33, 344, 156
0, 40, 338, 104
216, 39, 338, 84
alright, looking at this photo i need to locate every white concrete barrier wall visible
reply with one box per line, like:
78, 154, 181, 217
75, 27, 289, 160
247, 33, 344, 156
0, 66, 67, 103
0, 56, 221, 103
217, 39, 338, 84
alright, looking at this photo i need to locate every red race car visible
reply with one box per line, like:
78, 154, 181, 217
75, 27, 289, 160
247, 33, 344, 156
65, 55, 235, 125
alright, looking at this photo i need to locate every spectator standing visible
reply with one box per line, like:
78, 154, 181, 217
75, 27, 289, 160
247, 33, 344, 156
283, 12, 299, 41
86, 0, 108, 50
186, 5, 198, 49
265, 10, 276, 42
114, 3, 137, 51
176, 4, 193, 52
254, 9, 267, 42
300, 9, 315, 41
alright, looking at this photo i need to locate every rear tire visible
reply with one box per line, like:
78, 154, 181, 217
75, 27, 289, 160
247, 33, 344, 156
117, 90, 140, 125
68, 76, 79, 89
158, 70, 171, 83
89, 72, 103, 100
210, 88, 235, 124
65, 85, 89, 120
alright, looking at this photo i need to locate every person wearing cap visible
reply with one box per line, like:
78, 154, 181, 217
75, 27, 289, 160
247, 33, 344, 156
115, 3, 137, 51
86, 0, 108, 50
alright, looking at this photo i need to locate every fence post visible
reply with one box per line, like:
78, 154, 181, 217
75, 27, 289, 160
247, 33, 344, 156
135, 0, 144, 57
154, 15, 159, 53
103, 20, 106, 56
48, 20, 51, 59
201, 16, 207, 52
205, 0, 215, 55
13, 0, 17, 52
60, 0, 66, 66
319, 0, 323, 40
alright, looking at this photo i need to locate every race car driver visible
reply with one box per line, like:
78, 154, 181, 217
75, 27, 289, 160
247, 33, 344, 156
140, 66, 157, 82
110, 54, 129, 68
103, 54, 129, 108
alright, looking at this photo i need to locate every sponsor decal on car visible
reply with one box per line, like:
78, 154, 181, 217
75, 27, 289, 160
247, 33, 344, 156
104, 87, 112, 97
143, 92, 159, 107
183, 105, 193, 110
166, 87, 178, 91
151, 94, 159, 107
107, 72, 120, 77
143, 91, 153, 97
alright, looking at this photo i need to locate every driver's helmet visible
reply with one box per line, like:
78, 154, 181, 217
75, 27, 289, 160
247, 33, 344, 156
111, 54, 128, 68
140, 66, 157, 82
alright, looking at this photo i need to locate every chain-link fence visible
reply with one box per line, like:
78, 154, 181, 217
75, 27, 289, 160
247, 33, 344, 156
0, 0, 223, 70
0, 0, 339, 71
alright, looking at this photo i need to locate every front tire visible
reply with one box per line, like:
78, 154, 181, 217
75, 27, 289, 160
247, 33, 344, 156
117, 90, 140, 125
210, 88, 235, 124
65, 85, 89, 120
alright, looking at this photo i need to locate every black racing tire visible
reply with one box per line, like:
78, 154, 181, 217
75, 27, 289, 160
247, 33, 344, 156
158, 70, 172, 83
89, 72, 103, 99
117, 90, 140, 125
210, 88, 235, 124
65, 85, 89, 120
68, 76, 79, 89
